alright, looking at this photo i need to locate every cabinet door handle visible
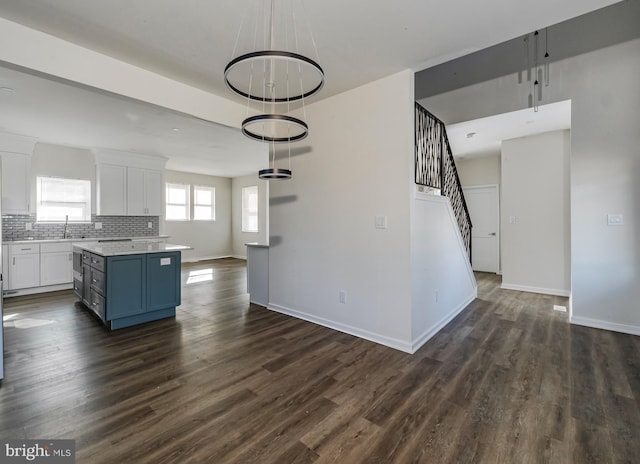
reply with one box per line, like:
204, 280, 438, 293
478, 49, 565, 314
92, 279, 97, 283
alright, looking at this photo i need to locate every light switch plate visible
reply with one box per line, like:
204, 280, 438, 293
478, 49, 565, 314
375, 216, 387, 229
509, 216, 517, 224
607, 214, 623, 226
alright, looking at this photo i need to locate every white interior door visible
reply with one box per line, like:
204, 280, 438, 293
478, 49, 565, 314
463, 185, 499, 273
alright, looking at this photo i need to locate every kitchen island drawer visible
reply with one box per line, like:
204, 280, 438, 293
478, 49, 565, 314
90, 268, 105, 295
89, 253, 105, 272
89, 290, 105, 321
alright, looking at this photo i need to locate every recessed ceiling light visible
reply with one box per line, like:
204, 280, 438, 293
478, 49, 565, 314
0, 86, 15, 93
526, 120, 535, 124
171, 128, 180, 132
466, 132, 476, 138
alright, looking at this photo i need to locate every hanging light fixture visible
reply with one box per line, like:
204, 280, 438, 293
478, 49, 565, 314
224, 0, 324, 180
518, 28, 550, 112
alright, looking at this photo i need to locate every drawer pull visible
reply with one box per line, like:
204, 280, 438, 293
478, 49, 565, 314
92, 279, 97, 283
92, 302, 97, 306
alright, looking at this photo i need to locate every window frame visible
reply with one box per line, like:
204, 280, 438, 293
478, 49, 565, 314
35, 176, 92, 223
241, 185, 259, 233
193, 185, 216, 221
165, 182, 191, 221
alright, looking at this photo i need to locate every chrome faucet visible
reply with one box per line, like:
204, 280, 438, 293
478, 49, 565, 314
63, 215, 70, 239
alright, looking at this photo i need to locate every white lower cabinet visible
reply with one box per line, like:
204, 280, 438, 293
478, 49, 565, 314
40, 243, 73, 286
9, 244, 40, 290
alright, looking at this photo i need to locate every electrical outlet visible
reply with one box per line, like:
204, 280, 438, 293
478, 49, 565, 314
94, 222, 103, 229
607, 214, 623, 226
148, 222, 153, 229
339, 290, 347, 304
25, 222, 32, 231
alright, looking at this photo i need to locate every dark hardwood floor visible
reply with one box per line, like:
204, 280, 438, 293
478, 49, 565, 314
1, 259, 639, 463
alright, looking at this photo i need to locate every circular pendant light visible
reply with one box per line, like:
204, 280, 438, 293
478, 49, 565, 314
225, 50, 324, 103
242, 114, 308, 143
258, 168, 292, 180
225, 0, 323, 180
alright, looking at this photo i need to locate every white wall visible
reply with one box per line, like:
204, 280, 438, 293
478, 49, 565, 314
410, 194, 477, 350
421, 38, 640, 335
456, 155, 501, 187
268, 70, 415, 351
162, 170, 232, 261
501, 130, 571, 296
231, 174, 269, 258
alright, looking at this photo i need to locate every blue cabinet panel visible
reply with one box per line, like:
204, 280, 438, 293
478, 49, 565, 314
106, 255, 145, 320
146, 252, 180, 311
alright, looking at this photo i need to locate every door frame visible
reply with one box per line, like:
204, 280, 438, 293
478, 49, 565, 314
463, 184, 500, 274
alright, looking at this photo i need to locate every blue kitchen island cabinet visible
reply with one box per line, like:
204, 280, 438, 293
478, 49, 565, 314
73, 241, 191, 330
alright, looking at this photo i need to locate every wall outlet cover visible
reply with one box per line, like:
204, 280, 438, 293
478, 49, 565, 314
607, 214, 623, 226
94, 222, 103, 229
553, 305, 567, 312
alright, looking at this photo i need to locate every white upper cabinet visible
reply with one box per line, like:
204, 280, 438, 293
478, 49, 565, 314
0, 132, 36, 215
96, 163, 127, 215
126, 167, 162, 216
1, 152, 31, 214
94, 149, 166, 217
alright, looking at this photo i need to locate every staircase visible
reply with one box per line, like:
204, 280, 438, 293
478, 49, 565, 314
415, 102, 472, 262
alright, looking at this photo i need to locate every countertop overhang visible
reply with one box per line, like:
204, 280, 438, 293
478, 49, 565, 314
73, 240, 192, 257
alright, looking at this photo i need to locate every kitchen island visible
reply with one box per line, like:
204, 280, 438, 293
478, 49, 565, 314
73, 240, 192, 329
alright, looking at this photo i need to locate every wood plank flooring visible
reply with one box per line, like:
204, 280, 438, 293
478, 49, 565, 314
1, 259, 639, 463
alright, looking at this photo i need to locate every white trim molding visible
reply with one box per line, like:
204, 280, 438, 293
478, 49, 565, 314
267, 303, 414, 354
501, 283, 570, 297
570, 315, 640, 337
410, 288, 477, 353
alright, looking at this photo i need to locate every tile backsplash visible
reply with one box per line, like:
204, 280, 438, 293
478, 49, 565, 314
2, 214, 159, 241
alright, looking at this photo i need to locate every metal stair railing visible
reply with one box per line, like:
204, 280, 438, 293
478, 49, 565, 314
415, 102, 472, 263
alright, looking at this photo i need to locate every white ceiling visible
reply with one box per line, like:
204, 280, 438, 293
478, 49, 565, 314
0, 0, 620, 176
0, 65, 266, 177
447, 100, 572, 160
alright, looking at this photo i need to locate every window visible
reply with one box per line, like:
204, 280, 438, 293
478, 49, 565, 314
166, 183, 190, 221
193, 186, 215, 221
242, 185, 259, 232
36, 176, 91, 222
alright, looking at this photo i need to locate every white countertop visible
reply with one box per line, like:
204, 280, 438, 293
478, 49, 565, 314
5, 235, 170, 245
73, 240, 192, 257
245, 242, 269, 248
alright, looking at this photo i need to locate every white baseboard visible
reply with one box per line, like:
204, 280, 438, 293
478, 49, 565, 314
410, 288, 478, 353
570, 315, 640, 336
4, 283, 73, 298
501, 283, 570, 297
267, 303, 414, 353
182, 255, 234, 263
